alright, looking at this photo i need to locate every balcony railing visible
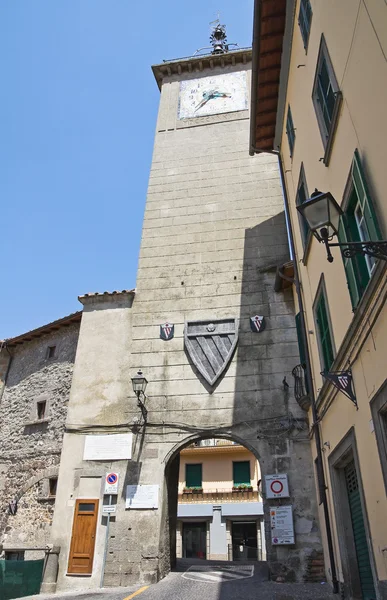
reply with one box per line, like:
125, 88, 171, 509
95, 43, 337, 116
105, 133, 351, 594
190, 439, 240, 448
292, 364, 310, 411
179, 488, 261, 503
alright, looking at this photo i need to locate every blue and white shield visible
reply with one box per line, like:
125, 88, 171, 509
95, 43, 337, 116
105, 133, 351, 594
160, 322, 174, 341
250, 315, 265, 333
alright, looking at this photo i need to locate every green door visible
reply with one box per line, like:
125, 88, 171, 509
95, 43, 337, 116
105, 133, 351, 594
344, 461, 376, 600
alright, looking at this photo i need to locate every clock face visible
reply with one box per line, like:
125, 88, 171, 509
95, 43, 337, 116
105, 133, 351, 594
178, 71, 247, 120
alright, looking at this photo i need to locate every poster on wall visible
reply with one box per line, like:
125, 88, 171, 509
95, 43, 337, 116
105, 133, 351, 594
83, 433, 132, 461
270, 505, 295, 545
126, 485, 159, 509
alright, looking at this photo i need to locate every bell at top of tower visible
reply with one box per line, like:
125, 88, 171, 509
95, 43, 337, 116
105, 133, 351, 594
209, 20, 228, 54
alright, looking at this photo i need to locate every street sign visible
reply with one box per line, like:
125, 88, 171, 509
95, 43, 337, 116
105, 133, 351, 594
104, 472, 119, 495
265, 473, 289, 498
270, 505, 294, 545
102, 504, 116, 515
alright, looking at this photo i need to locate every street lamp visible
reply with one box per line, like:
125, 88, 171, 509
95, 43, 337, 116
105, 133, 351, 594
297, 189, 387, 263
131, 369, 148, 422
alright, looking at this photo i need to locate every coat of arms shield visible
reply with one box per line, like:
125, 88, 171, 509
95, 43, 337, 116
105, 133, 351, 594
184, 318, 239, 386
250, 315, 265, 333
160, 322, 174, 341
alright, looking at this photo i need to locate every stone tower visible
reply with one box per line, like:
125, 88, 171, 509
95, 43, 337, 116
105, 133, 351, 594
49, 36, 322, 593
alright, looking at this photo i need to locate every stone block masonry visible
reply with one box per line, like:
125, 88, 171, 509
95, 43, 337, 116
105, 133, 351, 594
50, 51, 323, 592
0, 321, 80, 558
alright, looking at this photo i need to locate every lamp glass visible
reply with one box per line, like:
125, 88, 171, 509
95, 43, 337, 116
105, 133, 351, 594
297, 192, 343, 241
132, 370, 148, 394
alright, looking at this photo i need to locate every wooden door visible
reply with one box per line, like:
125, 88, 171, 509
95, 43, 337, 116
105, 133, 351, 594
68, 499, 99, 574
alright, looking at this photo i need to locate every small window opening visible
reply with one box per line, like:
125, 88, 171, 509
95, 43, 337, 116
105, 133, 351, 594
47, 346, 56, 359
49, 477, 58, 497
5, 551, 24, 561
37, 401, 46, 420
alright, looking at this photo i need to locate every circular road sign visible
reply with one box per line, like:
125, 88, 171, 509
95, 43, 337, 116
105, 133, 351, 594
270, 480, 284, 494
106, 473, 118, 485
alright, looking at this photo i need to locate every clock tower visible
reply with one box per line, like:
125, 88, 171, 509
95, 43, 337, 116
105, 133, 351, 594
50, 25, 323, 592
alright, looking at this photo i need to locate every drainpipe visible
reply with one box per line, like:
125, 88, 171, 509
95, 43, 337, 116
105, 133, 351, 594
276, 154, 339, 594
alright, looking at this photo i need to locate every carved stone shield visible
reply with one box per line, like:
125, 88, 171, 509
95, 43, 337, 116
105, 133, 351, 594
184, 318, 238, 386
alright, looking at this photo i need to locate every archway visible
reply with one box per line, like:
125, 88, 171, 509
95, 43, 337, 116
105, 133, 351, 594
164, 434, 266, 571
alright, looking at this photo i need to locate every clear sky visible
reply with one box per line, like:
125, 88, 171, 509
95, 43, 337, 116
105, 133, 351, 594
1, 0, 254, 339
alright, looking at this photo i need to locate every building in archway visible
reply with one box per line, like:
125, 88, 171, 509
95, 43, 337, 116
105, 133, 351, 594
43, 26, 323, 592
177, 438, 265, 562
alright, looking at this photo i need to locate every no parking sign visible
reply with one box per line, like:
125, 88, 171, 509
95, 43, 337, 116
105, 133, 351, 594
104, 472, 119, 495
265, 473, 289, 498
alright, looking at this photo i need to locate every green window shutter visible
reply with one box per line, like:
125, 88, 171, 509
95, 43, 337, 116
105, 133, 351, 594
352, 149, 382, 241
233, 461, 250, 486
295, 312, 306, 367
315, 291, 334, 371
297, 181, 309, 244
186, 464, 202, 488
338, 217, 360, 309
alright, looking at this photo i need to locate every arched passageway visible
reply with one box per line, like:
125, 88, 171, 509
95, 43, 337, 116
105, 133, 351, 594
164, 434, 266, 571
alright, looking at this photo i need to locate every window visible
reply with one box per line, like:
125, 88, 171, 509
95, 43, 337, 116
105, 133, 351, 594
286, 106, 296, 157
295, 312, 306, 369
298, 0, 312, 49
312, 36, 342, 165
47, 346, 56, 359
233, 461, 251, 486
49, 477, 58, 497
296, 164, 310, 250
5, 551, 24, 561
186, 464, 202, 488
338, 150, 383, 309
370, 381, 387, 493
314, 280, 335, 372
37, 400, 46, 420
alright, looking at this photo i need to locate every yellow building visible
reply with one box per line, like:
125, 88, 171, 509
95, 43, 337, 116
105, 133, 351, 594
250, 1, 387, 599
176, 439, 265, 562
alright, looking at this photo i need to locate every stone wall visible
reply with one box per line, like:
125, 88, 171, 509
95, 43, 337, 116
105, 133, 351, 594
0, 323, 80, 556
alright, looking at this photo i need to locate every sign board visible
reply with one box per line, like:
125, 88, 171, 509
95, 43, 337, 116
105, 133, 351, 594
104, 472, 119, 495
83, 433, 132, 461
102, 504, 116, 515
270, 505, 295, 545
265, 473, 289, 498
126, 485, 159, 509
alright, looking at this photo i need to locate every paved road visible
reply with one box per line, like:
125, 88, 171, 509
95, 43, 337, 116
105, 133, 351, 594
22, 559, 336, 600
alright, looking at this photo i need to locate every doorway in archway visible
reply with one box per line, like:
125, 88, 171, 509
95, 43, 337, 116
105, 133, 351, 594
168, 436, 266, 567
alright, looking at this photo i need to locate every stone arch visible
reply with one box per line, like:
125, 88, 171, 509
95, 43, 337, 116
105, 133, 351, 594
15, 466, 59, 502
161, 431, 265, 576
163, 431, 263, 468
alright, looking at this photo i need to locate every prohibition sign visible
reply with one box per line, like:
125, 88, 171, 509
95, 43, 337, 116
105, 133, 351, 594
107, 473, 118, 485
270, 480, 284, 495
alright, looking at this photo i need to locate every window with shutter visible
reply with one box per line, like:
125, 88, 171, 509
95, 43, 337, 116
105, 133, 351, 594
338, 151, 382, 309
314, 283, 335, 372
186, 464, 202, 488
298, 0, 313, 49
286, 106, 296, 157
233, 461, 251, 486
296, 164, 310, 250
312, 36, 342, 165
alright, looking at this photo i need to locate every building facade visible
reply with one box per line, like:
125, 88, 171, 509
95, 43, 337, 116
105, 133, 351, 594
177, 439, 265, 562
250, 1, 387, 598
0, 313, 81, 560
47, 40, 322, 592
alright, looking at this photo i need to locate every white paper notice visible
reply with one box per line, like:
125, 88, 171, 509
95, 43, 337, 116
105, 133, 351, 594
270, 505, 295, 545
126, 485, 159, 509
83, 433, 132, 461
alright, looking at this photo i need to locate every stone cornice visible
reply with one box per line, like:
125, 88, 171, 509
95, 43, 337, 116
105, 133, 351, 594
152, 48, 252, 90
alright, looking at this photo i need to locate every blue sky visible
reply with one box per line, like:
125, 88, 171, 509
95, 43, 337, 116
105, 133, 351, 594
1, 1, 254, 338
